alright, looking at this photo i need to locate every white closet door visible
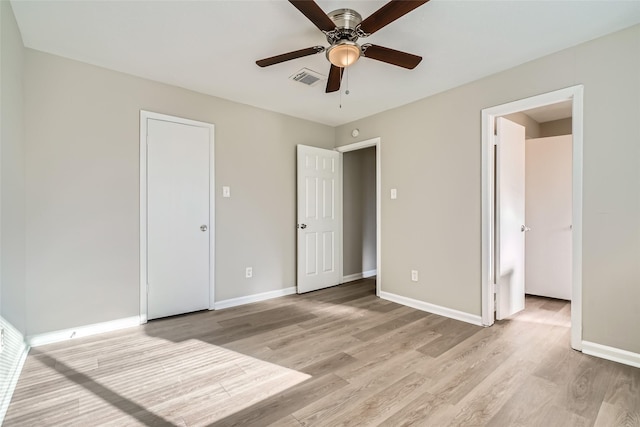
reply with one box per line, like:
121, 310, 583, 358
525, 135, 572, 300
147, 119, 211, 319
496, 117, 526, 320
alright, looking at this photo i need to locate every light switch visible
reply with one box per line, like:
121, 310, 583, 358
390, 188, 397, 199
223, 186, 231, 198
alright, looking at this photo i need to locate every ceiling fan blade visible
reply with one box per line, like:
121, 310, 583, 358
326, 65, 343, 93
289, 0, 336, 32
362, 44, 422, 69
256, 46, 325, 67
359, 0, 429, 35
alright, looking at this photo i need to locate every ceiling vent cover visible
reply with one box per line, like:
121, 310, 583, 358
289, 68, 325, 87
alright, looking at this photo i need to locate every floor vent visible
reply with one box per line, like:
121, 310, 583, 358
289, 68, 325, 87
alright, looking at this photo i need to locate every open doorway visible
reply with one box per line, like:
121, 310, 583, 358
481, 86, 584, 351
342, 146, 377, 283
337, 138, 382, 296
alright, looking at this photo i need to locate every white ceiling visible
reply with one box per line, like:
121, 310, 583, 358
10, 0, 640, 126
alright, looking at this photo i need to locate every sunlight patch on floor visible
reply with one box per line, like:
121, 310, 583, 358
21, 336, 312, 425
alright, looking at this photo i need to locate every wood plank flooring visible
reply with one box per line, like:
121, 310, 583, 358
5, 278, 640, 426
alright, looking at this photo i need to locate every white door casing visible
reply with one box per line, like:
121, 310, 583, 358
140, 111, 215, 322
495, 117, 526, 320
297, 145, 341, 293
481, 85, 583, 351
525, 135, 572, 300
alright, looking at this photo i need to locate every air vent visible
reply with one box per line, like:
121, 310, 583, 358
289, 68, 325, 87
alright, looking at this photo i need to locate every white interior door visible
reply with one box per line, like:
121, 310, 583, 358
297, 145, 341, 293
147, 119, 211, 319
525, 135, 572, 300
496, 117, 526, 320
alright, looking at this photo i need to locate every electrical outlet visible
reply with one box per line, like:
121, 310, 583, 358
245, 267, 253, 278
411, 270, 419, 282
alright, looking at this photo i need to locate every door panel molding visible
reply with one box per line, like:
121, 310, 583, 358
140, 111, 215, 323
297, 145, 341, 293
481, 86, 583, 350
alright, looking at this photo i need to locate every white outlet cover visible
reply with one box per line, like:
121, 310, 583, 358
391, 189, 397, 199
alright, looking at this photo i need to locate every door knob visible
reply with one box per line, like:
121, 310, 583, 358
521, 225, 531, 232
298, 224, 307, 229
200, 225, 208, 232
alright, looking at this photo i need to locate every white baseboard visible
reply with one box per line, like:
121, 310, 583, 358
363, 269, 377, 278
379, 291, 483, 326
342, 269, 377, 283
27, 316, 141, 348
214, 287, 296, 310
0, 341, 29, 425
582, 341, 640, 369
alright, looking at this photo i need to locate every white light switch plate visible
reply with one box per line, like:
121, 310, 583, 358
391, 189, 397, 199
223, 186, 231, 198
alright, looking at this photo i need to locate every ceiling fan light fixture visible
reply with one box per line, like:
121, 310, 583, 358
327, 41, 361, 68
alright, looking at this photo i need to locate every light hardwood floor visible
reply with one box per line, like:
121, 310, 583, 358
5, 278, 640, 426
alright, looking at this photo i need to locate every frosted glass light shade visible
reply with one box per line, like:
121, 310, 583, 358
327, 41, 361, 68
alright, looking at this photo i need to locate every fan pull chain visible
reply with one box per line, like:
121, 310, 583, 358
340, 53, 352, 109
339, 74, 342, 109
345, 64, 350, 96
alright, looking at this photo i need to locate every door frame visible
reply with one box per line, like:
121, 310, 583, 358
139, 110, 215, 323
481, 86, 583, 350
336, 137, 382, 296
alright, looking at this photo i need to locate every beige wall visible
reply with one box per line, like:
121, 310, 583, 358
540, 117, 572, 137
0, 0, 27, 417
1, 0, 26, 334
342, 147, 376, 277
24, 50, 334, 335
336, 25, 640, 354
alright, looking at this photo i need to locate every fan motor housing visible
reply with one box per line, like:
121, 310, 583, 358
326, 8, 362, 44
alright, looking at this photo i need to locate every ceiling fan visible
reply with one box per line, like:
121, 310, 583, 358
256, 0, 429, 93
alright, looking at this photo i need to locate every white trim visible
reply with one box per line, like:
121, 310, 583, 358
26, 316, 140, 347
570, 88, 584, 351
140, 111, 215, 323
338, 152, 344, 288
0, 342, 29, 425
363, 269, 377, 278
336, 137, 382, 297
214, 287, 296, 310
341, 269, 378, 283
481, 85, 584, 350
582, 341, 640, 369
380, 291, 483, 326
342, 273, 363, 283
335, 139, 379, 152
